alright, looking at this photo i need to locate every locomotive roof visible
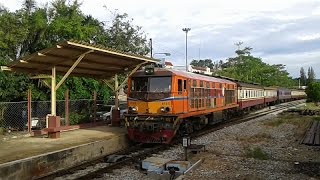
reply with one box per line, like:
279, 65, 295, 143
168, 69, 236, 84
132, 68, 236, 84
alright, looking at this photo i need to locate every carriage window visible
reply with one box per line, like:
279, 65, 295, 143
178, 79, 182, 92
184, 80, 187, 90
200, 81, 203, 87
193, 80, 197, 87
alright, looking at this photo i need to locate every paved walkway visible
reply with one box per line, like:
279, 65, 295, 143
0, 126, 126, 164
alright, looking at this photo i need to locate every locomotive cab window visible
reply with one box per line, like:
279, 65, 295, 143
130, 76, 171, 92
184, 80, 187, 90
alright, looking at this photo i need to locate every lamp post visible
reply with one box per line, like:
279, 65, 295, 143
150, 38, 153, 58
182, 28, 191, 71
153, 52, 171, 57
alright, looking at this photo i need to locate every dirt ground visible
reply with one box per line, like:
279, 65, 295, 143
184, 113, 320, 180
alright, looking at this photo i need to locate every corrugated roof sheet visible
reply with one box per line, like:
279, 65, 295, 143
3, 40, 158, 79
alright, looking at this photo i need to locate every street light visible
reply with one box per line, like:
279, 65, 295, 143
182, 27, 191, 71
153, 52, 171, 57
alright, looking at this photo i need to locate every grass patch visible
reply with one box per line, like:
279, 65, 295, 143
298, 103, 320, 111
313, 117, 320, 121
264, 114, 311, 127
264, 119, 285, 127
245, 147, 269, 160
236, 133, 272, 143
263, 114, 313, 138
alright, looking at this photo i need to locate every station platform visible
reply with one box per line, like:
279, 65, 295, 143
0, 126, 128, 180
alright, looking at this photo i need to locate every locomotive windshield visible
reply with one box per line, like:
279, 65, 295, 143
130, 76, 171, 100
131, 77, 171, 92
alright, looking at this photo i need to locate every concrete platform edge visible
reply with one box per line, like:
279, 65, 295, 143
0, 134, 129, 180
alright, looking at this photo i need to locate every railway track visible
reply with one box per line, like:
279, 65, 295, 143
38, 100, 305, 180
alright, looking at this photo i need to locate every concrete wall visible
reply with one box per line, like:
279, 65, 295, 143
0, 134, 128, 180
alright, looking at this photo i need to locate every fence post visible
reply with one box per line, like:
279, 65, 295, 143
65, 90, 69, 126
93, 91, 97, 124
27, 89, 32, 133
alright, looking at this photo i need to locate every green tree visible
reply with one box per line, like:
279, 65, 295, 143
216, 45, 295, 87
306, 82, 320, 105
307, 67, 316, 85
300, 67, 306, 86
0, 0, 150, 102
190, 59, 214, 69
105, 13, 149, 55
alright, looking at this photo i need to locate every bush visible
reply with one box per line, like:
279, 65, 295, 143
306, 82, 320, 105
245, 147, 269, 160
69, 112, 90, 125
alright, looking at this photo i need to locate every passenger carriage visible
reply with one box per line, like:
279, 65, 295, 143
237, 82, 265, 111
264, 87, 278, 105
277, 88, 291, 103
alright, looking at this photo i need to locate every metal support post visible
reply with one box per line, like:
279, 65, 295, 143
27, 89, 32, 133
65, 90, 69, 126
114, 74, 119, 109
51, 66, 56, 116
93, 91, 97, 124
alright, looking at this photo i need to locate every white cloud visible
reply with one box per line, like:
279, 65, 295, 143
298, 33, 320, 41
0, 0, 320, 78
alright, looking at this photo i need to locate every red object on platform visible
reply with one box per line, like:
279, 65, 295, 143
47, 116, 61, 138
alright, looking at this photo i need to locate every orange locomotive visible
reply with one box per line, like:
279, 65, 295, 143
125, 66, 238, 143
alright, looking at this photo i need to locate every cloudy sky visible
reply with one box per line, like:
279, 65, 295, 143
1, 0, 320, 78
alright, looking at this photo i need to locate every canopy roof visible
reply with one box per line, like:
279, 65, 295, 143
2, 40, 158, 79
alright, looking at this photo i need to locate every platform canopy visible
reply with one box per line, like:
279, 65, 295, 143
1, 40, 158, 79
1, 40, 158, 116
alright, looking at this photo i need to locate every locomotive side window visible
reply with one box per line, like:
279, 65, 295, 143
184, 80, 187, 90
131, 80, 134, 90
178, 79, 182, 93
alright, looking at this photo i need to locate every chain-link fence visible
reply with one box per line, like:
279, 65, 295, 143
0, 101, 28, 132
0, 99, 127, 133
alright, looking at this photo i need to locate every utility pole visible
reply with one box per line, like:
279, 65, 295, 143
150, 38, 153, 58
182, 28, 191, 71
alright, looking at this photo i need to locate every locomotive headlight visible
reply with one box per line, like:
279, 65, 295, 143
160, 107, 170, 113
160, 107, 166, 112
144, 64, 155, 75
129, 106, 138, 112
